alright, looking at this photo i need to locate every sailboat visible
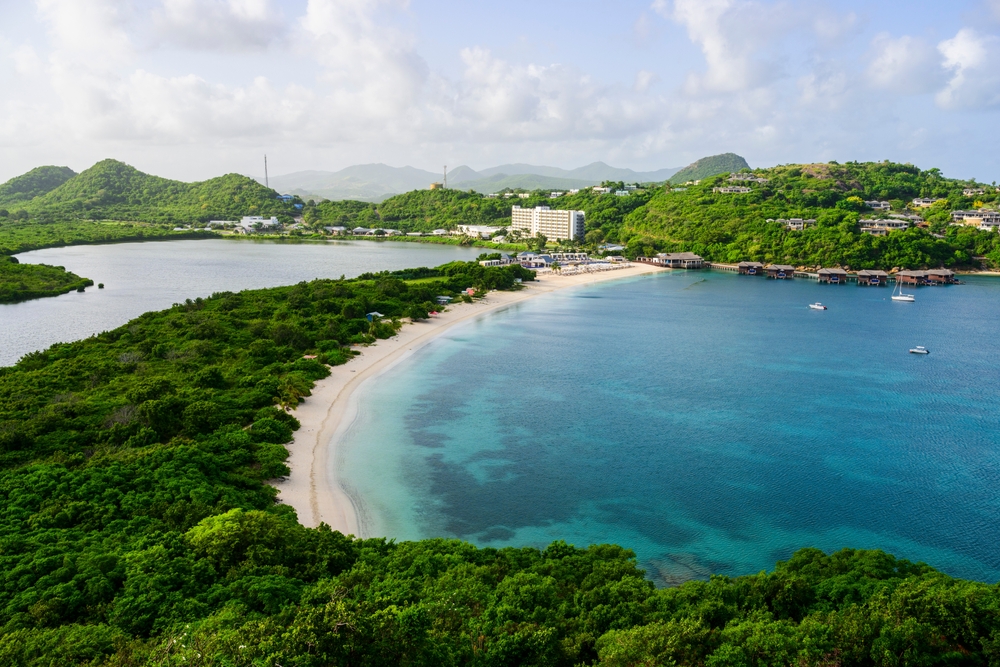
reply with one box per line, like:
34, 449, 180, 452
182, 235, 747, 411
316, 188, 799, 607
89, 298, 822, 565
891, 278, 915, 302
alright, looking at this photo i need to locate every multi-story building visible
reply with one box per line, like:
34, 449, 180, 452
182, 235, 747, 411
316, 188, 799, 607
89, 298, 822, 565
510, 206, 586, 241
865, 200, 891, 210
713, 186, 752, 194
951, 210, 1000, 231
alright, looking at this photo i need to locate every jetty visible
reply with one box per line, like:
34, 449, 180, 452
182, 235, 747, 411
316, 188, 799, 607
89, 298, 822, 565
706, 263, 959, 285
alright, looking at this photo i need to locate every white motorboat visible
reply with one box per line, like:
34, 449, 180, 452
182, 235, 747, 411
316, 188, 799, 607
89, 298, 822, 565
809, 303, 827, 310
909, 346, 929, 354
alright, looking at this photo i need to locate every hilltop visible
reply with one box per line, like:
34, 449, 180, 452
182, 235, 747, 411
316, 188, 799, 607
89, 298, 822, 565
9, 159, 298, 224
668, 152, 750, 184
0, 166, 76, 207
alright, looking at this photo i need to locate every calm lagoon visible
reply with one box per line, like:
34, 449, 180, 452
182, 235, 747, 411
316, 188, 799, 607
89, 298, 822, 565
339, 270, 1000, 583
2, 239, 481, 366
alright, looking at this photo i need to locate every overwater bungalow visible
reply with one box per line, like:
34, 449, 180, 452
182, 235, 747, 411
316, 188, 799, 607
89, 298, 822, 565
925, 268, 956, 285
738, 261, 764, 275
856, 269, 888, 286
896, 270, 927, 286
765, 264, 796, 279
655, 252, 704, 269
817, 268, 848, 284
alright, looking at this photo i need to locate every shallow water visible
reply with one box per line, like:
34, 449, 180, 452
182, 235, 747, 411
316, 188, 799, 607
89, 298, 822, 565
339, 271, 1000, 583
2, 239, 481, 366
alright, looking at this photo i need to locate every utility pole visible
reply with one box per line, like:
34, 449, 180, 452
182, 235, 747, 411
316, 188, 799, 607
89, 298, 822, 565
264, 155, 269, 189
444, 165, 447, 189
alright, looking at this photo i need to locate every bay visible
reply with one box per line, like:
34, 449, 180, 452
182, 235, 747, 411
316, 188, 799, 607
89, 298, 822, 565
1, 239, 481, 366
339, 270, 1000, 584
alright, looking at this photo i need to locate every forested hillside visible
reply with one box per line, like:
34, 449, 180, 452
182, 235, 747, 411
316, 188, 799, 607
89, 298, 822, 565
0, 166, 76, 206
309, 186, 654, 237
618, 161, 1000, 268
8, 159, 299, 225
668, 153, 750, 184
0, 260, 997, 665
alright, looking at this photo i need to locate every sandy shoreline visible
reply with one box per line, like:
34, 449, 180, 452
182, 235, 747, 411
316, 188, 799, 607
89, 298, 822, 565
273, 263, 667, 534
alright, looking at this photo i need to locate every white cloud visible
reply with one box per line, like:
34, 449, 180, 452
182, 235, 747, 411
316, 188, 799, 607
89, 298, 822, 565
153, 0, 286, 52
866, 33, 946, 94
936, 29, 1000, 109
654, 0, 803, 93
10, 44, 42, 77
634, 69, 658, 92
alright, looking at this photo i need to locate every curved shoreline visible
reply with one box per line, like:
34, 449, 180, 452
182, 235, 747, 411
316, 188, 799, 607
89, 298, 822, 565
273, 263, 668, 534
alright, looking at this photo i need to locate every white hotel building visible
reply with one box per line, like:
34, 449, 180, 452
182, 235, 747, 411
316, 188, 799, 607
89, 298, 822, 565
510, 206, 586, 241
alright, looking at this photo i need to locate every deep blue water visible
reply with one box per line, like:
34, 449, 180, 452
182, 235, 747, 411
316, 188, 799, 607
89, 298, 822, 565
339, 271, 1000, 583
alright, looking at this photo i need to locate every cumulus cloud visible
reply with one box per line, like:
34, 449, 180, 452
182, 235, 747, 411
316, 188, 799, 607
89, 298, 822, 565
866, 33, 946, 94
936, 29, 1000, 109
153, 0, 286, 52
653, 0, 805, 93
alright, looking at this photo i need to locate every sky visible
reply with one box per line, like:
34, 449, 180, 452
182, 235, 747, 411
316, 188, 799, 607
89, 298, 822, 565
1, 0, 999, 183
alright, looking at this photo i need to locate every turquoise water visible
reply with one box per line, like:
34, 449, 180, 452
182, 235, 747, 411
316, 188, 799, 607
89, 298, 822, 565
339, 271, 1000, 584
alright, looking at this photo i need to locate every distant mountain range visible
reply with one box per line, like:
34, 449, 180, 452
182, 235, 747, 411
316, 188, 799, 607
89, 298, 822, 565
262, 162, 685, 202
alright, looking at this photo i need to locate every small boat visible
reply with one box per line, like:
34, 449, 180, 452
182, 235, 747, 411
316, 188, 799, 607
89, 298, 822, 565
809, 303, 827, 310
909, 346, 929, 355
892, 280, 915, 302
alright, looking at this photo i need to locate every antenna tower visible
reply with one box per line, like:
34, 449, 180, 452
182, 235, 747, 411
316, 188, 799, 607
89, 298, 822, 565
264, 155, 269, 189
443, 165, 447, 189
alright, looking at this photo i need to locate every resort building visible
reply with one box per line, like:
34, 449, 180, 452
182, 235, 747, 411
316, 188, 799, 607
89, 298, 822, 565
817, 268, 848, 284
479, 254, 514, 267
655, 252, 704, 269
592, 186, 611, 194
856, 270, 888, 286
728, 173, 769, 184
456, 225, 503, 239
865, 201, 892, 210
510, 206, 586, 241
516, 252, 552, 269
951, 210, 1000, 231
713, 186, 752, 194
964, 188, 985, 196
765, 264, 796, 279
550, 192, 564, 198
239, 216, 281, 232
860, 219, 911, 236
912, 198, 944, 208
771, 218, 817, 231
896, 270, 927, 285
925, 268, 956, 285
738, 261, 764, 275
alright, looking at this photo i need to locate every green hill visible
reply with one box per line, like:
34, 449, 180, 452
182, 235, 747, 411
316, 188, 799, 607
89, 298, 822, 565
0, 166, 76, 207
0, 266, 997, 665
22, 159, 298, 224
618, 161, 1000, 269
669, 152, 750, 183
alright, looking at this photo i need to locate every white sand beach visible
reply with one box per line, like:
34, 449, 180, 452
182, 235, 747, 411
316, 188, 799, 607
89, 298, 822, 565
273, 263, 668, 534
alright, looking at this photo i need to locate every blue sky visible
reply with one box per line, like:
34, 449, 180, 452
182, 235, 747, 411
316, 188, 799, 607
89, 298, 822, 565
1, 0, 999, 183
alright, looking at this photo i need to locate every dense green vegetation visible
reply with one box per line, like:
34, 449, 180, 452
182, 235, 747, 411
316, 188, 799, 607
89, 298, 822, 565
0, 166, 76, 207
668, 153, 750, 184
0, 254, 93, 303
617, 162, 1000, 269
3, 159, 300, 225
0, 259, 997, 665
0, 220, 213, 256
